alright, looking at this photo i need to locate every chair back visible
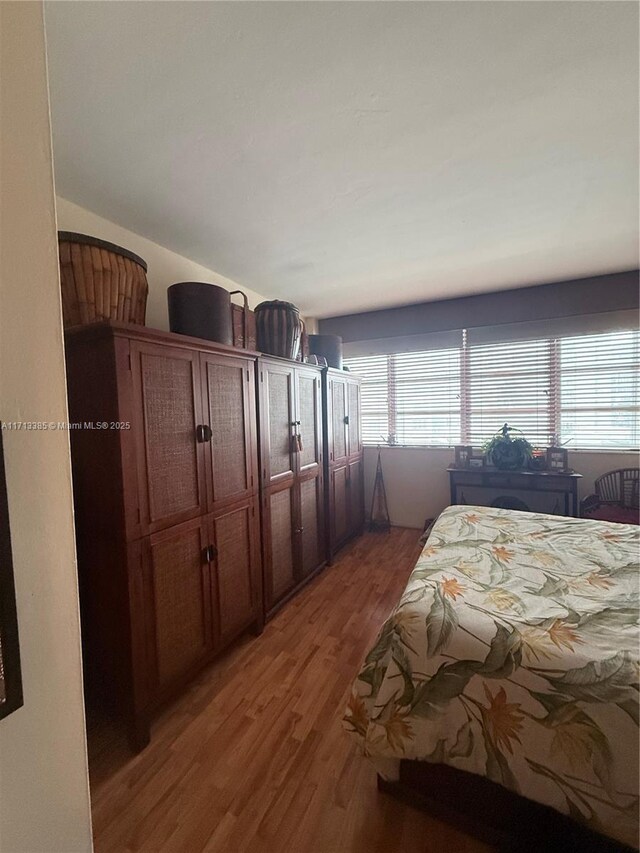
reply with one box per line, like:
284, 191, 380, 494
595, 468, 639, 508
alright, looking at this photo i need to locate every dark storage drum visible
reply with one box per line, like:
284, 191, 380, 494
167, 282, 251, 346
255, 300, 303, 360
308, 334, 343, 369
58, 232, 148, 328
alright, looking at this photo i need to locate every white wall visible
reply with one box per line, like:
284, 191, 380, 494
55, 197, 270, 332
0, 3, 92, 851
364, 446, 639, 529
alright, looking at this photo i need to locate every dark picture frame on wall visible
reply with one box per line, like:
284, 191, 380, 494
0, 429, 23, 720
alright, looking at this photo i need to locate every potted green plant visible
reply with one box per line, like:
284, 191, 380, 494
483, 423, 533, 470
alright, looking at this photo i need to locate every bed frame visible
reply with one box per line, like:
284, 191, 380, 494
379, 761, 635, 853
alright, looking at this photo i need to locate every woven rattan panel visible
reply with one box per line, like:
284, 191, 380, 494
332, 380, 346, 460
231, 304, 257, 350
298, 375, 318, 469
333, 466, 348, 542
142, 353, 199, 520
207, 361, 248, 501
269, 489, 295, 598
151, 526, 208, 686
268, 372, 292, 477
213, 507, 253, 637
348, 381, 360, 454
299, 478, 319, 576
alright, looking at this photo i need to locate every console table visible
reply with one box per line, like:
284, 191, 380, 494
448, 467, 582, 518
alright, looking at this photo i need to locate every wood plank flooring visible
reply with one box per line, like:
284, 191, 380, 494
87, 528, 493, 853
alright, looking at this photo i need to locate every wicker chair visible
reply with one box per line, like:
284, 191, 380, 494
581, 468, 640, 524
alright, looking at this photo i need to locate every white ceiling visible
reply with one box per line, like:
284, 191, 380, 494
45, 1, 639, 319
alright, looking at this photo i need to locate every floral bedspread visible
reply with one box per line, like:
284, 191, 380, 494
345, 505, 639, 848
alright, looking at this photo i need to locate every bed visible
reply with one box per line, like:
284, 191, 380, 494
344, 505, 639, 850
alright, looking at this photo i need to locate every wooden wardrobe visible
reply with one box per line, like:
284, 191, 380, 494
323, 369, 364, 558
258, 357, 326, 617
65, 322, 263, 749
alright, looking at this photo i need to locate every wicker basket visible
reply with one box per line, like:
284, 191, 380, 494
255, 300, 303, 360
58, 232, 148, 328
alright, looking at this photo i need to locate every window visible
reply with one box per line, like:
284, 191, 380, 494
347, 349, 460, 446
345, 355, 389, 445
345, 328, 639, 450
394, 349, 461, 446
559, 330, 639, 450
466, 337, 552, 446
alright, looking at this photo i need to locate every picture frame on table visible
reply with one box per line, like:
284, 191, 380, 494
468, 453, 485, 469
454, 445, 472, 468
547, 446, 569, 472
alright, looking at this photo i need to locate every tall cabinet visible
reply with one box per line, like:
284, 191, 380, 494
65, 322, 262, 749
258, 357, 326, 616
323, 369, 365, 558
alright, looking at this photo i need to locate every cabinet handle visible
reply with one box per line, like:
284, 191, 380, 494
196, 424, 212, 443
295, 527, 305, 534
344, 415, 350, 425
203, 544, 218, 563
291, 420, 301, 427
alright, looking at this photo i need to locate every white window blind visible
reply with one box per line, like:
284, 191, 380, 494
393, 349, 461, 445
345, 355, 390, 445
559, 330, 640, 450
345, 328, 639, 450
466, 337, 553, 446
346, 349, 461, 445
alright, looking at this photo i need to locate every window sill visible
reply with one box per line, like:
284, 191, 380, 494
362, 444, 455, 450
362, 443, 639, 454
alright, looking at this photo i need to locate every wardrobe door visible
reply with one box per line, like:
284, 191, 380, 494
260, 361, 298, 612
347, 378, 362, 457
263, 484, 297, 611
295, 367, 322, 477
294, 366, 324, 576
260, 362, 296, 487
330, 463, 349, 548
298, 477, 324, 578
143, 516, 213, 695
201, 353, 257, 511
329, 376, 348, 465
130, 342, 205, 535
210, 499, 260, 646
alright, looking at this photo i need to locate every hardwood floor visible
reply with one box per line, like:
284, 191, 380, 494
87, 528, 493, 853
